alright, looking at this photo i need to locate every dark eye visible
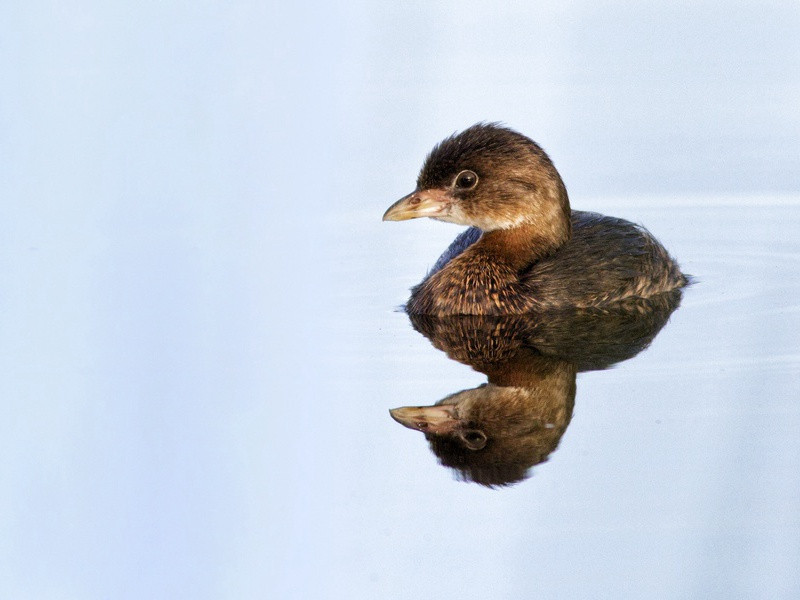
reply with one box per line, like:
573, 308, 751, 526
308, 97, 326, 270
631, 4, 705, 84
460, 429, 487, 450
454, 170, 478, 190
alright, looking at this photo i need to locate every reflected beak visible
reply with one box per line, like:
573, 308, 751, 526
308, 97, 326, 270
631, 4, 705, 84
389, 404, 459, 435
382, 189, 452, 222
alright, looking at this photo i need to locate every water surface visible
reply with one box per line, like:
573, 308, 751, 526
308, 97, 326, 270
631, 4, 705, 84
2, 1, 799, 598
326, 199, 800, 598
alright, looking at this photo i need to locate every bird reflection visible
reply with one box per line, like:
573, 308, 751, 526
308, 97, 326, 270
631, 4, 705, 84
390, 291, 683, 487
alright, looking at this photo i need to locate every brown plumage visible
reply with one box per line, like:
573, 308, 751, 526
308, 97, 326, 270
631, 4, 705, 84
390, 293, 683, 487
391, 351, 576, 488
383, 123, 688, 316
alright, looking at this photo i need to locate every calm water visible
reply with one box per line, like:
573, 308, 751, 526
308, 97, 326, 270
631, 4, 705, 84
3, 1, 800, 598
323, 199, 800, 599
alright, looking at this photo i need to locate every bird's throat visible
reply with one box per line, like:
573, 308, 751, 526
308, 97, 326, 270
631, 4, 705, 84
474, 222, 566, 272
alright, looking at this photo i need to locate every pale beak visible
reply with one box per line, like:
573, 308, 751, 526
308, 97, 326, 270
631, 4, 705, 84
382, 189, 452, 222
389, 404, 459, 435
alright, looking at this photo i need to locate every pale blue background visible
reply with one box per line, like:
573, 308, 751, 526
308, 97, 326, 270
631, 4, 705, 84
2, 1, 799, 598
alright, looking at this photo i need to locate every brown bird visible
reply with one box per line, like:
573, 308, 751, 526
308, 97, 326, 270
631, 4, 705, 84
390, 292, 683, 487
383, 123, 688, 315
390, 349, 576, 487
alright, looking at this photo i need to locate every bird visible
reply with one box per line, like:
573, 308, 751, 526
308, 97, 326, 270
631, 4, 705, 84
390, 348, 576, 487
383, 123, 688, 316
389, 292, 682, 487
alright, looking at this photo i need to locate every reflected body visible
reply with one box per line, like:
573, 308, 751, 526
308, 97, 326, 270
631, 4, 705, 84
391, 293, 682, 486
384, 124, 688, 315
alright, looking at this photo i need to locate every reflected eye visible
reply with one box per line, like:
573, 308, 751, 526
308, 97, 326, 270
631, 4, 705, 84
454, 170, 478, 190
460, 429, 487, 450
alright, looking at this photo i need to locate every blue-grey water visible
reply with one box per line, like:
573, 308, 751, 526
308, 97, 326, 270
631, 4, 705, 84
2, 2, 799, 599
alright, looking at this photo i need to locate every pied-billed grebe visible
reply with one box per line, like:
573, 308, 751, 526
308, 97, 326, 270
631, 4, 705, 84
383, 123, 688, 315
390, 356, 576, 488
390, 299, 682, 486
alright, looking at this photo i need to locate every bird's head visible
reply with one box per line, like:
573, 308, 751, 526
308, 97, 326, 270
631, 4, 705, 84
390, 376, 575, 487
383, 123, 570, 239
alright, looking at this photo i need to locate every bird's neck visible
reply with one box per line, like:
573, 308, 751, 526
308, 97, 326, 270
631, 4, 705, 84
408, 211, 571, 316
472, 220, 570, 271
483, 351, 575, 388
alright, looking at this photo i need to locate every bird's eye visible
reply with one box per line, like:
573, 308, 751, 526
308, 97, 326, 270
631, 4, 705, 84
454, 170, 478, 190
460, 429, 487, 450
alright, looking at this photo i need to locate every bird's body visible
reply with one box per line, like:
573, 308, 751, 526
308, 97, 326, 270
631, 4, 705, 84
390, 293, 684, 486
383, 123, 688, 316
410, 211, 686, 315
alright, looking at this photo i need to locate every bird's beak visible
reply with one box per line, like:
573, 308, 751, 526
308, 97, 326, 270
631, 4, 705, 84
382, 189, 452, 222
389, 404, 459, 435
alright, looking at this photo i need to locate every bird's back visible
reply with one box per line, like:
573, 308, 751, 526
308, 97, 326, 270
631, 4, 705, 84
523, 211, 687, 308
